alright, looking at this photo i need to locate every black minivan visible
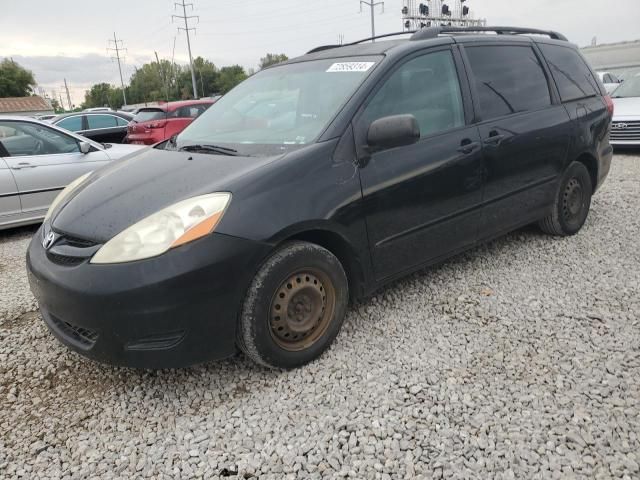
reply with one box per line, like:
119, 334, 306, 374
27, 26, 613, 369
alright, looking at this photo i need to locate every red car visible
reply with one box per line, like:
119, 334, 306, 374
125, 99, 215, 145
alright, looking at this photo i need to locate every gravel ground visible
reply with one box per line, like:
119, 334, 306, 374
1, 153, 639, 479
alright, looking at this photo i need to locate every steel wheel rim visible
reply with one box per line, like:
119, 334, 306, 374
562, 177, 584, 223
269, 269, 336, 352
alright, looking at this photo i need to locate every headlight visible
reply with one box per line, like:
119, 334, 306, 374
91, 193, 231, 264
44, 172, 92, 222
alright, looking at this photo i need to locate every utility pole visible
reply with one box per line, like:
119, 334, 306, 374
173, 0, 199, 99
107, 33, 128, 106
63, 79, 73, 110
171, 36, 178, 88
155, 51, 170, 101
360, 0, 384, 41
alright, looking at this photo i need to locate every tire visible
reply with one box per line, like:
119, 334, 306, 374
237, 241, 349, 369
538, 161, 593, 236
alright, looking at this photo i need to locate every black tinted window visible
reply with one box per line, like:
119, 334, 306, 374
87, 114, 117, 129
466, 46, 551, 120
56, 116, 83, 131
539, 44, 600, 102
362, 50, 465, 138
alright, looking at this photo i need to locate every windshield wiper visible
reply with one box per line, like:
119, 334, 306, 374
179, 144, 240, 156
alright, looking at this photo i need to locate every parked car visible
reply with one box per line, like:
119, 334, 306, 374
610, 73, 640, 147
0, 116, 142, 230
28, 26, 612, 370
52, 111, 134, 144
596, 71, 622, 94
36, 114, 57, 122
125, 99, 214, 145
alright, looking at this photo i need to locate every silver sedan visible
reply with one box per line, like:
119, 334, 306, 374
0, 116, 144, 230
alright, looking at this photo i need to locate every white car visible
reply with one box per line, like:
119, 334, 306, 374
610, 74, 640, 147
0, 116, 143, 230
597, 71, 622, 94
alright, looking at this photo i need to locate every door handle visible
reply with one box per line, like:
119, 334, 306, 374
484, 133, 505, 146
11, 162, 37, 170
457, 141, 480, 154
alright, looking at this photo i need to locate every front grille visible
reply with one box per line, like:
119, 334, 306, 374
48, 314, 99, 349
46, 252, 86, 266
44, 230, 99, 266
63, 236, 97, 248
611, 120, 640, 141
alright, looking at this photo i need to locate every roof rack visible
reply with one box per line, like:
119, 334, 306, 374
307, 32, 415, 54
306, 26, 568, 55
410, 26, 568, 42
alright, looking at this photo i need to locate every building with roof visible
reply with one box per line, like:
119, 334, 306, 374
581, 39, 640, 79
0, 96, 54, 116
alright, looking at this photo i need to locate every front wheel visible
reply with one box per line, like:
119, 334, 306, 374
237, 241, 349, 369
538, 161, 593, 236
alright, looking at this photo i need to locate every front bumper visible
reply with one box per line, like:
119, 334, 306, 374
610, 139, 640, 147
27, 227, 271, 368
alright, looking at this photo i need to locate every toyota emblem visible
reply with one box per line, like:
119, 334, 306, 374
42, 231, 57, 250
612, 123, 628, 130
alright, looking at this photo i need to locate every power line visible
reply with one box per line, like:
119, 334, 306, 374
173, 0, 199, 99
107, 33, 128, 106
360, 0, 384, 41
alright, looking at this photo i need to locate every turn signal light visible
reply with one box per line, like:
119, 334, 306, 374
604, 95, 614, 116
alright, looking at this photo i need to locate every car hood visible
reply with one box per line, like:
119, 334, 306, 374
52, 147, 278, 243
612, 96, 640, 118
104, 143, 145, 159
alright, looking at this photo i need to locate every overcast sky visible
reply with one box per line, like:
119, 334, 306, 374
1, 0, 639, 105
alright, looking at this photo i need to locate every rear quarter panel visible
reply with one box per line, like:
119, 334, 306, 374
164, 118, 192, 140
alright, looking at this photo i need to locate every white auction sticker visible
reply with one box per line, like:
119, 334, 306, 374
326, 62, 375, 73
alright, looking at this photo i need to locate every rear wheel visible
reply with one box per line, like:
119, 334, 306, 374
237, 241, 348, 369
538, 161, 593, 236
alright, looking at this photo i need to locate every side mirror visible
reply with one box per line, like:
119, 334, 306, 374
367, 114, 420, 152
79, 141, 91, 154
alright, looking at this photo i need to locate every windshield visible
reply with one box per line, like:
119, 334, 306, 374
175, 56, 381, 155
134, 109, 166, 123
612, 75, 640, 98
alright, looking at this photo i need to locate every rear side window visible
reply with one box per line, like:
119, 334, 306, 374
362, 50, 465, 138
539, 44, 600, 102
116, 117, 130, 126
466, 46, 551, 120
56, 116, 83, 132
171, 104, 211, 119
134, 109, 166, 123
87, 115, 117, 129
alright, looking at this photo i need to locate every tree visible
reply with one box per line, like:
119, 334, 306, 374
259, 53, 288, 70
50, 98, 63, 113
128, 62, 167, 104
0, 59, 36, 97
82, 83, 115, 109
193, 57, 218, 98
216, 65, 248, 94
